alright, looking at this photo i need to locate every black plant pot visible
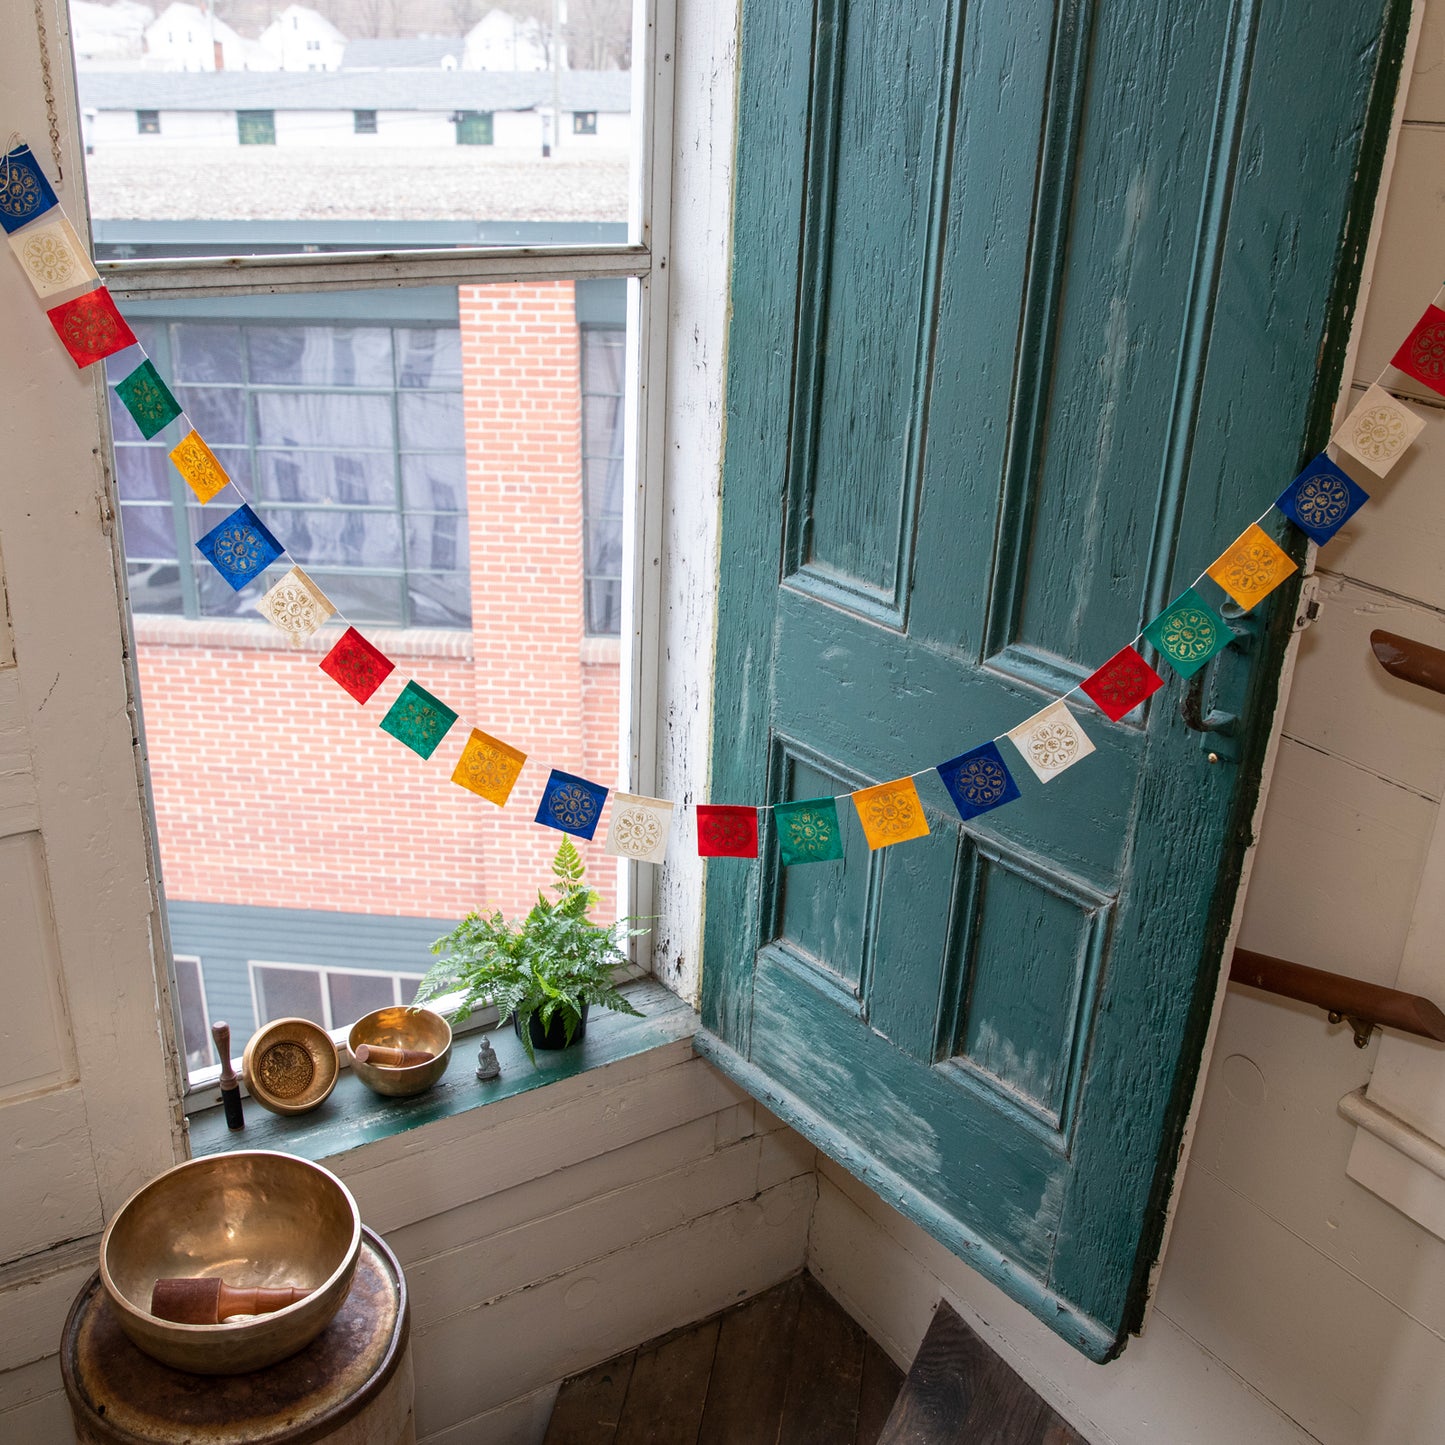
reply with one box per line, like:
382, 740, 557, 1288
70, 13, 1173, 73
514, 1003, 589, 1051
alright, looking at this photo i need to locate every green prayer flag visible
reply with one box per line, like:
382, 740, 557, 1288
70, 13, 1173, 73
1141, 587, 1231, 679
774, 796, 846, 865
380, 679, 458, 759
115, 358, 182, 440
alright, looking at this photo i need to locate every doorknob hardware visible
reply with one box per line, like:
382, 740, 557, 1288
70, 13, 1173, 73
1177, 606, 1259, 761
1230, 948, 1445, 1049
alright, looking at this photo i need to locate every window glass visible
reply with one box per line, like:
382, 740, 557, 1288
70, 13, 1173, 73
253, 965, 324, 1026
172, 957, 213, 1072
327, 970, 397, 1028
580, 327, 625, 636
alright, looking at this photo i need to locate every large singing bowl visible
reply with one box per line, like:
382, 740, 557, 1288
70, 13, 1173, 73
99, 1151, 362, 1375
348, 1005, 453, 1098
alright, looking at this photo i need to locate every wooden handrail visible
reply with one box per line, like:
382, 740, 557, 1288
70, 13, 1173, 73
1229, 948, 1445, 1048
1370, 630, 1445, 695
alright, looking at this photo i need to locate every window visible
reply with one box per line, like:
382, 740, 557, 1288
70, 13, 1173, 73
354, 110, 378, 135
306, 39, 320, 51
109, 313, 470, 628
137, 110, 160, 136
250, 962, 426, 1031
573, 111, 599, 136
454, 111, 494, 146
172, 956, 214, 1073
581, 327, 625, 635
237, 110, 276, 146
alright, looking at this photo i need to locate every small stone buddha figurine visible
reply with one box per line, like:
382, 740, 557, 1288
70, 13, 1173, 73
475, 1033, 501, 1081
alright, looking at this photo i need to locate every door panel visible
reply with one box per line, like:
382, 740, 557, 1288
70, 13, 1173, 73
702, 0, 1407, 1357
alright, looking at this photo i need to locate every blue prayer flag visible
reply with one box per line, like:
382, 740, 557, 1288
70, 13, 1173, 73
535, 768, 608, 840
195, 504, 284, 591
937, 741, 1021, 821
0, 145, 59, 234
1275, 453, 1369, 545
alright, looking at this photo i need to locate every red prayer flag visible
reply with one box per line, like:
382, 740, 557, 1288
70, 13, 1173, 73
45, 287, 137, 368
319, 626, 395, 704
1080, 646, 1165, 722
696, 804, 759, 858
1390, 305, 1445, 397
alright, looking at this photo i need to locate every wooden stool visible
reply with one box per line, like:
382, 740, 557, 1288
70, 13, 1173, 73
61, 1226, 414, 1445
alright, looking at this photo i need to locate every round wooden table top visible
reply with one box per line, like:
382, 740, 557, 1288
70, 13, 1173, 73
62, 1225, 410, 1445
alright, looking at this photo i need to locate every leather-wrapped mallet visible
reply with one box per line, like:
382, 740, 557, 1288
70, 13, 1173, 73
150, 1277, 310, 1324
352, 1043, 435, 1068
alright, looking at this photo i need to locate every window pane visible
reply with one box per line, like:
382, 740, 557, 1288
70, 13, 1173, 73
252, 965, 324, 1027
326, 971, 397, 1031
398, 391, 463, 450
177, 385, 246, 445
305, 571, 405, 627
172, 325, 245, 384
106, 387, 149, 445
127, 561, 184, 615
406, 514, 468, 573
583, 393, 624, 450
249, 328, 394, 388
255, 391, 394, 450
397, 330, 462, 389
402, 452, 467, 513
121, 503, 179, 561
407, 572, 472, 629
115, 446, 172, 501
257, 449, 397, 506
586, 578, 622, 637
582, 329, 626, 392
584, 457, 623, 520
172, 958, 213, 1072
279, 509, 404, 569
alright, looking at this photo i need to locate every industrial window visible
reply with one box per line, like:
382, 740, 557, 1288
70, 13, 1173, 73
573, 111, 598, 136
137, 109, 160, 136
580, 326, 625, 636
109, 314, 469, 628
250, 962, 427, 1032
354, 109, 378, 134
237, 110, 276, 146
454, 110, 494, 146
172, 955, 214, 1074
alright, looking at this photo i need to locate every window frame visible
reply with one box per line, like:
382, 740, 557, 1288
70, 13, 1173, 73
353, 109, 378, 135
248, 959, 427, 1032
137, 109, 160, 136
172, 953, 214, 1073
573, 110, 599, 136
237, 110, 277, 146
99, 0, 675, 1105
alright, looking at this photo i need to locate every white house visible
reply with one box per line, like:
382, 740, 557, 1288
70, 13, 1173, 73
463, 8, 555, 72
77, 69, 631, 149
70, 0, 153, 68
341, 38, 463, 72
142, 2, 271, 71
259, 4, 348, 73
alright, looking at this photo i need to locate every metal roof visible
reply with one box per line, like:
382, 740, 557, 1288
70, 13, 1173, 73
77, 68, 631, 113
340, 38, 464, 70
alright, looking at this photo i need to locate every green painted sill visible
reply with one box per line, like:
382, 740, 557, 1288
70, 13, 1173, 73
188, 980, 695, 1165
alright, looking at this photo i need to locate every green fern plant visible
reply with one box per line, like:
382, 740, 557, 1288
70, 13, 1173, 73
414, 839, 645, 1065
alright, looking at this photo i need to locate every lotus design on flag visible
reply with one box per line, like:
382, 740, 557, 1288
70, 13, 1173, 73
864, 787, 918, 840
956, 757, 1008, 807
550, 782, 600, 830
459, 744, 511, 793
214, 523, 269, 578
1350, 404, 1409, 462
57, 302, 126, 358
0, 166, 42, 221
1161, 606, 1218, 662
1220, 540, 1283, 597
1409, 322, 1445, 381
612, 807, 663, 856
702, 812, 752, 852
1026, 721, 1079, 772
783, 808, 833, 855
21, 232, 75, 288
1294, 473, 1350, 531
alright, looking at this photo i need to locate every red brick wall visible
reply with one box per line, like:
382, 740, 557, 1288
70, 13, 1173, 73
135, 279, 621, 930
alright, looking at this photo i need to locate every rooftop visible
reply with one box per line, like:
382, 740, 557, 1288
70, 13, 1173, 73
340, 38, 465, 70
77, 68, 632, 112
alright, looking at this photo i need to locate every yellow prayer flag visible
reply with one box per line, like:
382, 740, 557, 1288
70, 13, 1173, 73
452, 728, 527, 806
169, 429, 231, 504
1205, 523, 1297, 611
852, 776, 930, 851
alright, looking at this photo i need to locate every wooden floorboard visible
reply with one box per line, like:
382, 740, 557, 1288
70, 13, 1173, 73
613, 1315, 721, 1445
775, 1274, 867, 1445
879, 1300, 1090, 1445
855, 1339, 906, 1445
545, 1352, 636, 1445
697, 1273, 805, 1445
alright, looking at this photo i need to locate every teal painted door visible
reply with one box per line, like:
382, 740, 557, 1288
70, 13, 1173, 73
699, 0, 1406, 1360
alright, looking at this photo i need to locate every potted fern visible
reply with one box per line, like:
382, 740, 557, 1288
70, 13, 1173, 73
414, 839, 645, 1065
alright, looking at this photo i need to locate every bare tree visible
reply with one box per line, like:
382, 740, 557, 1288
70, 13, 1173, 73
565, 0, 630, 69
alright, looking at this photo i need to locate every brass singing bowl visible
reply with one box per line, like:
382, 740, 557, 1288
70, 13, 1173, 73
99, 1151, 362, 1375
347, 1005, 453, 1097
242, 1016, 340, 1115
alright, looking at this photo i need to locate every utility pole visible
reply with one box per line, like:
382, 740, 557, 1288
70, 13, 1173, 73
550, 0, 561, 160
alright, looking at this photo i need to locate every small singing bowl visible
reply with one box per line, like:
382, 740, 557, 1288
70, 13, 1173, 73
347, 1005, 453, 1098
99, 1151, 362, 1375
242, 1017, 340, 1116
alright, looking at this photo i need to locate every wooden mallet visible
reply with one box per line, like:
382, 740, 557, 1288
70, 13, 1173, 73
352, 1043, 435, 1068
150, 1277, 311, 1324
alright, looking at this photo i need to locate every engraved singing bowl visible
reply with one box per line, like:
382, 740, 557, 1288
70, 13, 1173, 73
99, 1151, 362, 1375
242, 1016, 340, 1115
347, 1005, 453, 1098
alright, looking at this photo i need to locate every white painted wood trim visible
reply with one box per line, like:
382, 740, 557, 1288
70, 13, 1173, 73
1340, 1086, 1445, 1181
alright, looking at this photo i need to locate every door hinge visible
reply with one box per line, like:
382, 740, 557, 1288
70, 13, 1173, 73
1292, 574, 1322, 633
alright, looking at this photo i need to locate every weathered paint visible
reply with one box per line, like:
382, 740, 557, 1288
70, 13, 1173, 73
702, 0, 1410, 1359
